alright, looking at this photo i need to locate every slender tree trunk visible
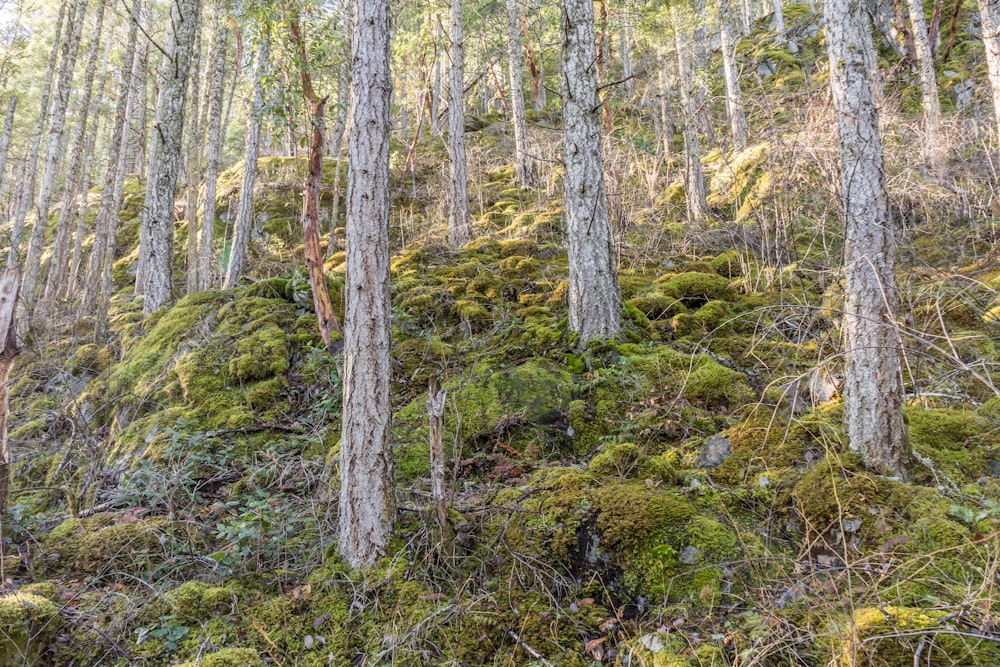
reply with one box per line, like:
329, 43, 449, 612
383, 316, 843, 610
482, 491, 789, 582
621, 13, 634, 96
326, 39, 349, 258
826, 0, 910, 479
0, 96, 16, 211
339, 0, 394, 570
893, 0, 919, 64
447, 0, 472, 246
428, 378, 451, 550
43, 0, 106, 307
522, 14, 544, 110
21, 0, 89, 331
741, 0, 754, 36
125, 10, 149, 178
771, 0, 786, 39
979, 0, 1000, 158
198, 12, 228, 290
907, 0, 945, 172
430, 16, 444, 136
506, 0, 535, 187
222, 36, 269, 289
288, 13, 341, 350
674, 15, 709, 225
720, 0, 748, 151
65, 7, 116, 300
6, 0, 69, 270
184, 25, 205, 295
656, 48, 674, 162
139, 0, 201, 316
562, 0, 621, 341
0, 269, 19, 518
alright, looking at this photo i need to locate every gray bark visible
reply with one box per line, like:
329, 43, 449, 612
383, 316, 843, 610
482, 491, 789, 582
561, 0, 621, 341
0, 96, 15, 210
184, 24, 205, 295
43, 0, 106, 305
771, 0, 786, 39
907, 0, 945, 172
65, 7, 116, 300
139, 0, 202, 316
447, 0, 472, 246
431, 16, 443, 136
222, 37, 269, 289
719, 0, 748, 151
741, 0, 754, 35
339, 0, 394, 570
21, 0, 89, 329
674, 16, 709, 225
198, 13, 228, 290
826, 0, 910, 478
6, 0, 69, 269
979, 0, 1000, 158
125, 7, 149, 178
506, 0, 535, 187
80, 0, 140, 317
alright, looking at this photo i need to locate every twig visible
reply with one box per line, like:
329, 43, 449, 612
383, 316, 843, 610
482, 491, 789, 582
506, 629, 554, 666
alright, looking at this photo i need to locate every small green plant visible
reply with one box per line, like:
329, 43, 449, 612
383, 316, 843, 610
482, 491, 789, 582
136, 614, 189, 651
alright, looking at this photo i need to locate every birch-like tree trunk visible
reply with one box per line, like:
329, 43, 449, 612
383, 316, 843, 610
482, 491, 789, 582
447, 0, 472, 246
339, 0, 394, 570
20, 0, 89, 330
80, 0, 140, 317
184, 26, 204, 295
64, 7, 116, 300
674, 16, 709, 225
505, 0, 535, 187
6, 0, 69, 270
431, 16, 443, 136
826, 0, 910, 478
43, 0, 106, 307
720, 0, 748, 151
907, 0, 945, 172
139, 0, 202, 316
562, 0, 621, 341
222, 36, 269, 289
740, 0, 754, 36
0, 96, 16, 209
979, 0, 1000, 158
771, 0, 786, 39
198, 12, 228, 290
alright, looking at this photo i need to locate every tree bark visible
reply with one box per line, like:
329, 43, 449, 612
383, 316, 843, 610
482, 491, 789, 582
184, 23, 205, 295
674, 15, 709, 225
447, 0, 472, 247
339, 0, 394, 570
6, 0, 69, 271
139, 0, 202, 316
21, 0, 89, 331
222, 36, 269, 290
720, 0, 748, 152
0, 269, 19, 518
979, 0, 1000, 159
198, 11, 228, 290
0, 95, 16, 213
562, 0, 622, 342
43, 0, 106, 308
506, 0, 535, 187
826, 0, 910, 478
771, 0, 786, 40
288, 13, 341, 350
907, 0, 946, 173
428, 378, 451, 550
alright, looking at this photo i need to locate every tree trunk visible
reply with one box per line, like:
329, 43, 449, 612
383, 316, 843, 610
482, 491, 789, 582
0, 96, 16, 212
907, 0, 946, 173
184, 24, 205, 295
741, 0, 754, 36
506, 0, 535, 187
125, 9, 149, 178
562, 0, 621, 341
288, 13, 341, 350
198, 12, 228, 290
139, 0, 202, 316
21, 0, 89, 332
223, 36, 269, 289
720, 0, 748, 151
0, 269, 19, 518
339, 0, 394, 570
431, 16, 444, 136
65, 7, 117, 300
447, 0, 472, 247
522, 14, 545, 110
656, 48, 674, 162
979, 0, 1000, 158
6, 0, 69, 271
674, 16, 709, 225
771, 0, 786, 39
43, 0, 106, 308
427, 378, 451, 550
621, 12, 634, 96
826, 0, 910, 478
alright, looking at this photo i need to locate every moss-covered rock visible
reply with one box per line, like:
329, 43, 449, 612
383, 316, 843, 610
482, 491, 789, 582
177, 648, 266, 667
0, 592, 59, 665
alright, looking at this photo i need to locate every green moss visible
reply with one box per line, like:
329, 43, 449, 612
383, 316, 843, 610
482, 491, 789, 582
660, 272, 733, 305
69, 343, 113, 376
692, 300, 732, 332
709, 250, 745, 278
0, 592, 59, 665
176, 648, 265, 667
628, 294, 688, 320
589, 442, 643, 477
165, 581, 233, 620
683, 362, 754, 408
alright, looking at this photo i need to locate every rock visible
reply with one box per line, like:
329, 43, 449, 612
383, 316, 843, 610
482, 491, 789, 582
697, 434, 731, 468
679, 545, 702, 565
